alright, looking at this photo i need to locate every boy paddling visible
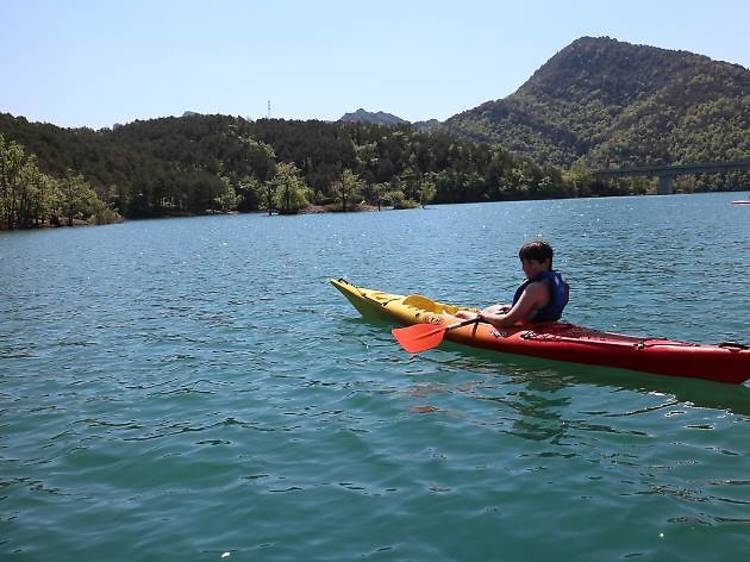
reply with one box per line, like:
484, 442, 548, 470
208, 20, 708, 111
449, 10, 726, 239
455, 240, 570, 328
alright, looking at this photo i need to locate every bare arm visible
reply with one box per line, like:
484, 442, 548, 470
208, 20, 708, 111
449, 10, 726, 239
454, 303, 510, 321
477, 282, 548, 328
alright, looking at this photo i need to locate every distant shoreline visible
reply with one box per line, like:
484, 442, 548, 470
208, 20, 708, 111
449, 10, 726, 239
4, 190, 749, 232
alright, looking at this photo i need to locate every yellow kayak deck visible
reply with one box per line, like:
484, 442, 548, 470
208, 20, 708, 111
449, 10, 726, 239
330, 278, 477, 324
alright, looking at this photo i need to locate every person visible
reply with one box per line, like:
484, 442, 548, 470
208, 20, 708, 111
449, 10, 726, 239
455, 240, 569, 328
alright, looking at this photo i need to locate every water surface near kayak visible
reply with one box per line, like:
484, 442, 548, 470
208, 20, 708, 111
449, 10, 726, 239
2, 192, 750, 561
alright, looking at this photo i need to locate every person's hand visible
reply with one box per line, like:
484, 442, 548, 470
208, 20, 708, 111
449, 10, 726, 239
481, 305, 510, 316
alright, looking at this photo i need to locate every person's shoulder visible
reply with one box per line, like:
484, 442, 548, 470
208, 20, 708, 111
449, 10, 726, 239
525, 280, 549, 294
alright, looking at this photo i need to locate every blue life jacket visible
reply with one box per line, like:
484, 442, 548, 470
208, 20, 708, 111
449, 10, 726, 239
512, 270, 569, 322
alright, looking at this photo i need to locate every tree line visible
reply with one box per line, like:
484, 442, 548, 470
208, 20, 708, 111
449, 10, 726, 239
0, 133, 119, 230
2, 111, 730, 229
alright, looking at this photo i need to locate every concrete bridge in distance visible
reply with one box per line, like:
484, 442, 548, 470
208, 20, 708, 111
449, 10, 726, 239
593, 159, 750, 194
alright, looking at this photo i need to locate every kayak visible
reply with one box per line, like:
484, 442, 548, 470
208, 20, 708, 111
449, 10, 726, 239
731, 200, 750, 205
330, 278, 750, 384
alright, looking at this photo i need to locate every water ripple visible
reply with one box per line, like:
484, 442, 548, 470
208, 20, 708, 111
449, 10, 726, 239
2, 195, 750, 560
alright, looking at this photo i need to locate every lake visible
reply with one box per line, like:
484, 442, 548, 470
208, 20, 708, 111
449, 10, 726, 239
1, 192, 750, 561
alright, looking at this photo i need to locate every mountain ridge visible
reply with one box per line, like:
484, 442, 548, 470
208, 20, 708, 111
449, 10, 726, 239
338, 37, 749, 168
339, 108, 409, 126
441, 36, 750, 166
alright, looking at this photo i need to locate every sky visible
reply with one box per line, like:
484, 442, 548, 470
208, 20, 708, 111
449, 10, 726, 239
1, 0, 748, 129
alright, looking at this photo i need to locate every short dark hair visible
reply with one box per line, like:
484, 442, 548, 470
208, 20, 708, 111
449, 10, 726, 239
519, 240, 554, 266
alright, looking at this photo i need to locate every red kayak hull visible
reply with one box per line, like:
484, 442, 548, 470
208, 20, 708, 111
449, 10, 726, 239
449, 322, 750, 385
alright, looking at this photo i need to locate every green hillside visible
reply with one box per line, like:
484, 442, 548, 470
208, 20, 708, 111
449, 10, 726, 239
443, 36, 750, 169
1, 112, 587, 224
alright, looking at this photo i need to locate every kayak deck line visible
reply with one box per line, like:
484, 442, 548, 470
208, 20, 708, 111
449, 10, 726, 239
513, 328, 708, 350
518, 330, 669, 349
330, 278, 750, 385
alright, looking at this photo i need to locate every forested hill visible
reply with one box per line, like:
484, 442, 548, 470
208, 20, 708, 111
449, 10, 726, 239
1, 112, 586, 220
442, 36, 750, 167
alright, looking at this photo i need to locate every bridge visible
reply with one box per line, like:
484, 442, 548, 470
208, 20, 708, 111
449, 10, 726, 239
593, 160, 750, 194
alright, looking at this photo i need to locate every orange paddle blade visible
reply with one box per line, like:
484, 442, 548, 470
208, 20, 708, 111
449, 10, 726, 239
392, 317, 481, 353
392, 323, 448, 353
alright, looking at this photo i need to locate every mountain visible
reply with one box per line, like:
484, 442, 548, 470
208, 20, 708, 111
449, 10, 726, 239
441, 36, 750, 167
339, 110, 442, 132
339, 108, 409, 126
413, 119, 442, 132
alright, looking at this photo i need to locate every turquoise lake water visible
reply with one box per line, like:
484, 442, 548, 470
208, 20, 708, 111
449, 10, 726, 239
1, 192, 750, 561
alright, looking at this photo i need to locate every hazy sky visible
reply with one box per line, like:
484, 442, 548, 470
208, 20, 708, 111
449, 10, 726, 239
2, 0, 748, 129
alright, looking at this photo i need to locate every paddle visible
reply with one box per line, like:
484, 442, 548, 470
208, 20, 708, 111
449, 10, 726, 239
392, 316, 482, 353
